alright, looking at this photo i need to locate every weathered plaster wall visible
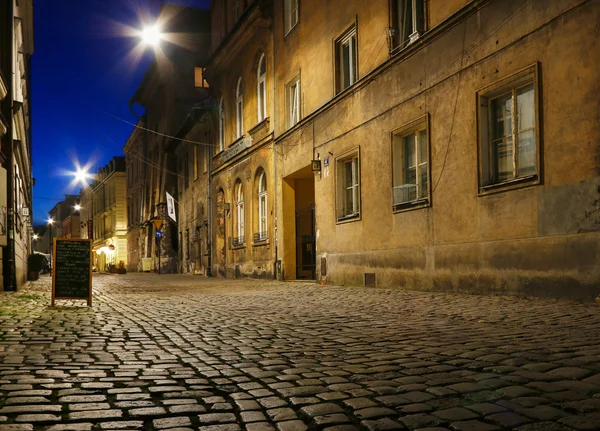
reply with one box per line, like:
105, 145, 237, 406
275, 0, 600, 299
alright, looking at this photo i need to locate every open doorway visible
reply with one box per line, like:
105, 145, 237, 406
282, 165, 315, 280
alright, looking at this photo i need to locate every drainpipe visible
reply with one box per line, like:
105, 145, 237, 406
271, 16, 278, 281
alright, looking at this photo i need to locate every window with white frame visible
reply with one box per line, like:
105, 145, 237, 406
336, 26, 357, 94
478, 66, 539, 189
256, 170, 267, 241
392, 120, 429, 208
391, 0, 424, 50
235, 181, 245, 245
336, 151, 360, 221
236, 78, 244, 139
218, 97, 225, 151
286, 75, 300, 128
284, 0, 299, 35
257, 53, 267, 123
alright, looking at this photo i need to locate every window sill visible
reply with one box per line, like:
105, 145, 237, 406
393, 198, 430, 214
478, 174, 539, 196
252, 239, 269, 248
232, 244, 246, 250
284, 22, 299, 39
336, 213, 360, 225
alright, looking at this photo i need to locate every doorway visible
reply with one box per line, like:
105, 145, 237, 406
282, 165, 315, 280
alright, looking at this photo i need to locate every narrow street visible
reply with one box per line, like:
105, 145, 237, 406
0, 275, 598, 430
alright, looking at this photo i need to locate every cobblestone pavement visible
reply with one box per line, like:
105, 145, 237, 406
0, 274, 599, 431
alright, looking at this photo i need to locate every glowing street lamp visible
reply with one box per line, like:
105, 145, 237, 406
140, 25, 162, 46
74, 204, 82, 212
32, 234, 38, 240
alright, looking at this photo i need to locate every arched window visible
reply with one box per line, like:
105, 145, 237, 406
218, 97, 225, 151
236, 77, 243, 139
257, 170, 267, 241
257, 53, 267, 123
235, 181, 244, 245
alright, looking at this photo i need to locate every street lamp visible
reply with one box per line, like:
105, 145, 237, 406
74, 204, 81, 212
32, 234, 38, 241
140, 25, 162, 46
47, 218, 54, 255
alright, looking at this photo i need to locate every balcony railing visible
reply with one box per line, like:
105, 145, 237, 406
393, 184, 427, 206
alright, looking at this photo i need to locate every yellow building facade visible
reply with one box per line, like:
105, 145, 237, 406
91, 157, 127, 272
209, 0, 277, 279
269, 0, 599, 298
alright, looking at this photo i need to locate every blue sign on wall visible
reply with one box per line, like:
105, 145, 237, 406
156, 229, 163, 238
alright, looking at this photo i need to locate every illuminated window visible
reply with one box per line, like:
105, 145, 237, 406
257, 53, 267, 123
256, 170, 267, 242
234, 180, 245, 246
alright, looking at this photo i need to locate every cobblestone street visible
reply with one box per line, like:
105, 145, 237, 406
0, 274, 599, 431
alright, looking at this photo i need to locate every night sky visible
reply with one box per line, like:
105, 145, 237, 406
31, 0, 210, 226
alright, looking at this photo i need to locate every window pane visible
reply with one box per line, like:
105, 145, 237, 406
344, 161, 353, 188
491, 93, 512, 140
342, 42, 350, 89
517, 129, 536, 176
400, 0, 413, 46
403, 134, 416, 184
493, 137, 513, 182
517, 84, 534, 131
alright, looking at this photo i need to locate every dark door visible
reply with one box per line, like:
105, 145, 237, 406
295, 206, 315, 279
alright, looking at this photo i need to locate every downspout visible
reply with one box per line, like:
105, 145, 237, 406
271, 13, 278, 280
206, 120, 212, 276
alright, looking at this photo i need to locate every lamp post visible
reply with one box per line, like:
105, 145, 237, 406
47, 218, 54, 255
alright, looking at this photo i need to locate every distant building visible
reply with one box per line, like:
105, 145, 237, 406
0, 0, 34, 290
123, 122, 146, 272
91, 157, 127, 271
208, 0, 276, 279
127, 4, 211, 274
48, 194, 78, 243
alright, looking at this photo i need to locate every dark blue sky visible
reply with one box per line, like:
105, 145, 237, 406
31, 0, 210, 225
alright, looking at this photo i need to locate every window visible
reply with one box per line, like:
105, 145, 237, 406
257, 53, 267, 123
392, 119, 429, 208
336, 26, 357, 93
194, 67, 209, 88
478, 65, 539, 190
236, 77, 244, 139
218, 97, 225, 151
336, 150, 360, 221
234, 180, 245, 245
286, 75, 300, 128
391, 0, 424, 50
256, 170, 267, 241
284, 0, 299, 35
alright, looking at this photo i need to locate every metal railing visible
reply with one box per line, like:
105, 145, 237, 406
253, 232, 267, 243
393, 184, 426, 206
232, 236, 244, 247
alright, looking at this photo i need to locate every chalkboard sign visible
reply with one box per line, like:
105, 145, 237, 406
52, 238, 92, 306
